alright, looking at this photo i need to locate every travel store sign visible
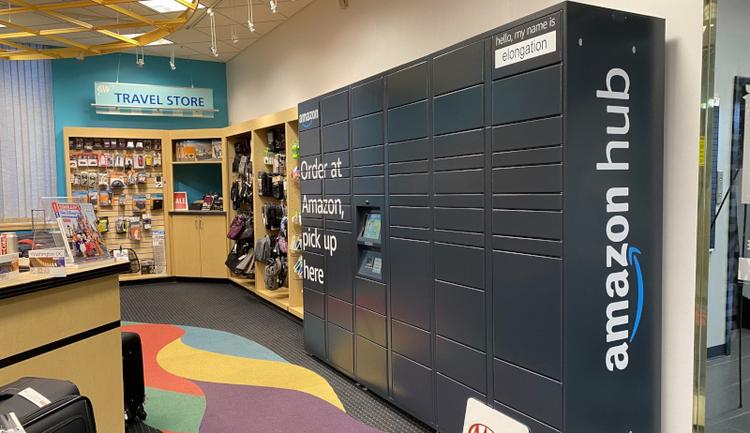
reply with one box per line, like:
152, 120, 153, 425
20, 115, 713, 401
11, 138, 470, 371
93, 82, 217, 118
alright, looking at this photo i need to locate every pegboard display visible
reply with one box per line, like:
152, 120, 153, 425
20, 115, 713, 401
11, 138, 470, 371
67, 136, 167, 276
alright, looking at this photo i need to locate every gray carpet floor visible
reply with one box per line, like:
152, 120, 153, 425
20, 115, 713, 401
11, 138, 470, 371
120, 280, 432, 433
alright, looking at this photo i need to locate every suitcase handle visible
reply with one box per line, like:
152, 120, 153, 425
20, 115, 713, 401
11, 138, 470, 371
0, 387, 22, 401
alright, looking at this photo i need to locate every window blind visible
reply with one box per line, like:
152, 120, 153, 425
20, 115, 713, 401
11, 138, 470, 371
0, 55, 57, 220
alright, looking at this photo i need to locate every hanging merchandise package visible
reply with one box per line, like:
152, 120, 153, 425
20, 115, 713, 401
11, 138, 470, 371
98, 216, 109, 233
87, 154, 99, 167
88, 190, 98, 205
134, 154, 145, 169
133, 194, 147, 213
137, 172, 148, 184
118, 193, 127, 207
151, 193, 163, 210
98, 190, 112, 206
142, 213, 152, 230
116, 217, 128, 234
129, 217, 142, 241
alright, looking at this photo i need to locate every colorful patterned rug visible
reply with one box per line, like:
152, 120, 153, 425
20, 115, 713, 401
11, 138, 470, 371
121, 323, 384, 433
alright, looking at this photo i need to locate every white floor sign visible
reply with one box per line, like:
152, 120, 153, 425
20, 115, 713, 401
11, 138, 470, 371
462, 398, 529, 433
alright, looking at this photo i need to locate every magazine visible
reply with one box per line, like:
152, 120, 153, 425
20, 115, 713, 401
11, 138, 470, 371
50, 201, 110, 263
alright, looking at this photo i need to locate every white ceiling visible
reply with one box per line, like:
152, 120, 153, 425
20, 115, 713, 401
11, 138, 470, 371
0, 0, 314, 62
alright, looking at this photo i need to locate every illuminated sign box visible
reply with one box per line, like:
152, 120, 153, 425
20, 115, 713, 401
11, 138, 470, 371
92, 81, 218, 118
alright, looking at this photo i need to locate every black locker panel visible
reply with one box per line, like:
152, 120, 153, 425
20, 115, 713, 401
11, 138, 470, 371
353, 165, 384, 177
492, 165, 562, 193
493, 358, 562, 429
434, 243, 484, 289
356, 336, 388, 395
491, 65, 562, 125
492, 210, 562, 240
392, 319, 432, 367
355, 277, 386, 314
436, 374, 485, 433
386, 62, 428, 107
327, 324, 354, 375
323, 150, 350, 167
435, 336, 487, 393
434, 85, 484, 136
302, 252, 325, 292
434, 128, 484, 158
325, 177, 350, 195
304, 313, 326, 359
432, 41, 484, 96
298, 100, 320, 130
390, 206, 431, 229
356, 306, 387, 346
351, 78, 383, 118
388, 137, 430, 163
492, 146, 562, 167
434, 169, 484, 194
434, 208, 484, 233
321, 91, 348, 126
492, 235, 562, 257
494, 251, 562, 380
301, 178, 322, 195
492, 116, 562, 152
328, 296, 353, 331
352, 176, 384, 195
304, 288, 325, 318
299, 128, 321, 156
352, 113, 384, 148
388, 101, 429, 143
434, 230, 484, 248
435, 281, 486, 350
492, 193, 562, 211
433, 154, 484, 172
388, 159, 428, 174
493, 401, 561, 433
322, 121, 350, 154
434, 194, 484, 208
389, 173, 430, 195
392, 353, 435, 424
352, 145, 384, 166
390, 238, 431, 330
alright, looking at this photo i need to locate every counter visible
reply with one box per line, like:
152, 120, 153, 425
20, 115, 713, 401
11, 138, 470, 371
0, 260, 128, 432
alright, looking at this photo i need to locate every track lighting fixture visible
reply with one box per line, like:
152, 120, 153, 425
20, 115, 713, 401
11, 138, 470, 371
135, 47, 145, 67
247, 0, 256, 32
270, 0, 278, 14
231, 25, 239, 44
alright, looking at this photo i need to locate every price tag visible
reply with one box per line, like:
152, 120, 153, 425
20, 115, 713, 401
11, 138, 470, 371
18, 388, 51, 408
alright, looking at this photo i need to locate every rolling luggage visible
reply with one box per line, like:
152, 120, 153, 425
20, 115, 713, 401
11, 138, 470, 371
121, 332, 147, 424
0, 377, 96, 433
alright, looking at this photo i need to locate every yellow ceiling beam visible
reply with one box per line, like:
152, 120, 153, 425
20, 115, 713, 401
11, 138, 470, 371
11, 0, 142, 46
172, 0, 198, 10
0, 18, 99, 53
0, 20, 185, 40
0, 0, 140, 16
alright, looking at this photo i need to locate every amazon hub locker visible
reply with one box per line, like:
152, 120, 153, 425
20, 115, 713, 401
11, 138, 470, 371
298, 2, 664, 433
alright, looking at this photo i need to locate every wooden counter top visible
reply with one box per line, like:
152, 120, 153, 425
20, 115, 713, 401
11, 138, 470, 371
0, 259, 130, 300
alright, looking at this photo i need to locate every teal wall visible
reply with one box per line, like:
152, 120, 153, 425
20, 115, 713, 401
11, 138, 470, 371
52, 53, 228, 195
173, 164, 223, 204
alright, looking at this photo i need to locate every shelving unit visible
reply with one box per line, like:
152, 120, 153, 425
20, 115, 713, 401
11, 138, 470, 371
62, 109, 302, 319
63, 127, 172, 280
167, 129, 229, 279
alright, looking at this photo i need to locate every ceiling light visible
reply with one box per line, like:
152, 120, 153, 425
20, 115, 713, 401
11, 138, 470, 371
123, 33, 173, 46
169, 46, 176, 70
270, 0, 278, 14
231, 26, 239, 44
139, 0, 205, 13
0, 24, 5, 28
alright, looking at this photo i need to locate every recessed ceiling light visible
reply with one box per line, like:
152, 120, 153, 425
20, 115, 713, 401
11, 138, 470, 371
139, 0, 205, 13
123, 33, 174, 46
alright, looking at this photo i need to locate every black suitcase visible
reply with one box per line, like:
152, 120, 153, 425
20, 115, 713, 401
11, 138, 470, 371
121, 332, 147, 424
0, 377, 96, 433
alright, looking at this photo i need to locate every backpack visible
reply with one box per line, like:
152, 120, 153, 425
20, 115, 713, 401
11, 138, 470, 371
265, 257, 282, 290
255, 236, 273, 262
227, 214, 247, 240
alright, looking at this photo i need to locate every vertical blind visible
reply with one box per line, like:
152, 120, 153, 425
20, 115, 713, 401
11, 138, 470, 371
0, 55, 57, 220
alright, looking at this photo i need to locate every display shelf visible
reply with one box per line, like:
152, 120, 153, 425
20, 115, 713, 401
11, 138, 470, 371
63, 128, 171, 277
289, 305, 304, 320
229, 277, 290, 311
172, 160, 222, 165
